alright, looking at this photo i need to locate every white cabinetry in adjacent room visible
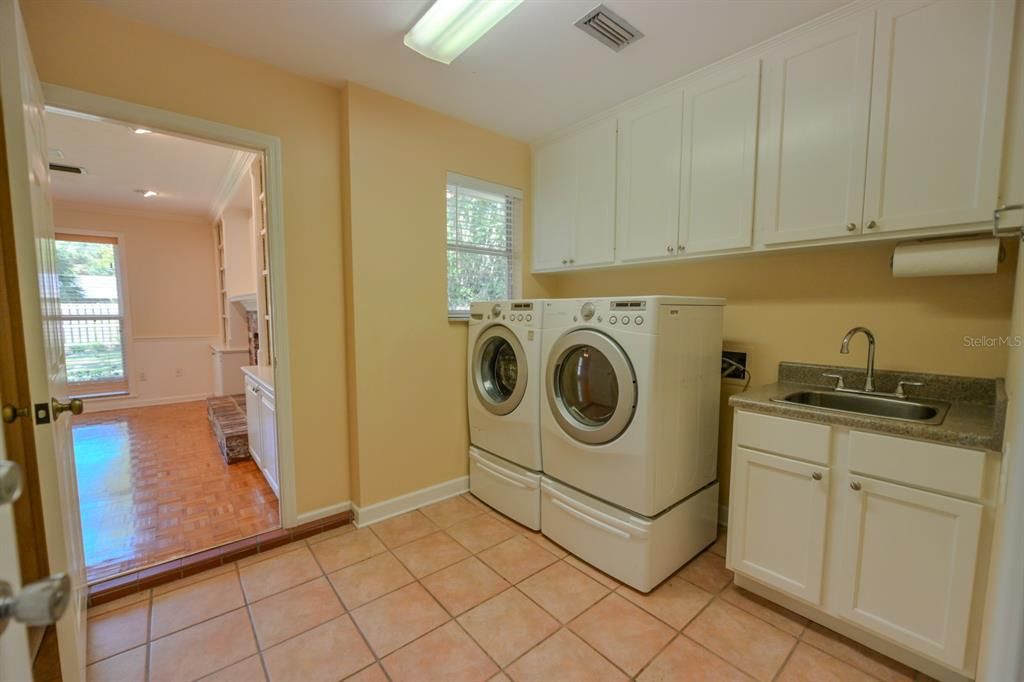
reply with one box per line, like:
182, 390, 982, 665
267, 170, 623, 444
615, 92, 683, 263
532, 118, 616, 271
259, 389, 279, 495
757, 12, 875, 245
243, 370, 278, 498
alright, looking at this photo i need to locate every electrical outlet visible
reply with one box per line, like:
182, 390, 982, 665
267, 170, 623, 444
722, 350, 748, 381
175, 368, 183, 378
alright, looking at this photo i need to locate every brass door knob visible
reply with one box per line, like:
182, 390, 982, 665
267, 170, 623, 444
51, 398, 84, 419
1, 405, 28, 424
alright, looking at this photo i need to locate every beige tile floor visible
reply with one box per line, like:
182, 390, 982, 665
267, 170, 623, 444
85, 493, 934, 682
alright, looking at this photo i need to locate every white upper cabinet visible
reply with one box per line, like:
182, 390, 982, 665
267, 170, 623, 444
862, 0, 1015, 235
615, 92, 684, 262
572, 118, 618, 267
679, 60, 761, 254
532, 119, 617, 271
758, 12, 875, 245
532, 136, 575, 271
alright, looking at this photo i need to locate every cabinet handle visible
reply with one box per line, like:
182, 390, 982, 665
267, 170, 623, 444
568, 258, 575, 264
850, 481, 862, 491
865, 220, 877, 230
561, 259, 568, 265
811, 472, 822, 481
846, 222, 857, 232
666, 245, 675, 253
677, 244, 685, 252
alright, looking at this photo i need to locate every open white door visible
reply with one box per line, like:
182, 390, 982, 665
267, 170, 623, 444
0, 1, 87, 680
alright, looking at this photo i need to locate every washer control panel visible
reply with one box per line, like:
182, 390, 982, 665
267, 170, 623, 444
473, 301, 538, 328
570, 300, 647, 329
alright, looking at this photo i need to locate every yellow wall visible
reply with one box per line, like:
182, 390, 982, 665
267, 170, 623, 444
545, 240, 1019, 503
24, 0, 350, 514
343, 84, 551, 505
52, 202, 219, 338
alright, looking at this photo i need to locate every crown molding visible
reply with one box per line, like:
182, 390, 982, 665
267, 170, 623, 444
209, 150, 257, 221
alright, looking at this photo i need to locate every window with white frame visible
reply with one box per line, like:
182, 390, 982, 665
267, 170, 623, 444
54, 232, 129, 397
446, 173, 522, 318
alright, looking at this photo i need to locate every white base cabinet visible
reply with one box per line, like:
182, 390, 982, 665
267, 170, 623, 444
244, 373, 278, 497
728, 410, 996, 677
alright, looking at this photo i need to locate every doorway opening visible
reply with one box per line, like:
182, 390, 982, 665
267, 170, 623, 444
44, 106, 282, 584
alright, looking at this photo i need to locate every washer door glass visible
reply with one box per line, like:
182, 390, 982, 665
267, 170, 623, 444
557, 346, 618, 427
473, 325, 528, 416
547, 329, 636, 445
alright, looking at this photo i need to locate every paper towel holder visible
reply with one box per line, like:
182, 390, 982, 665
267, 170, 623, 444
992, 204, 1024, 240
889, 235, 1006, 272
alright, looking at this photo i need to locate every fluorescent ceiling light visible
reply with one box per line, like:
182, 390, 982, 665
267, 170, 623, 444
404, 0, 523, 64
132, 128, 153, 135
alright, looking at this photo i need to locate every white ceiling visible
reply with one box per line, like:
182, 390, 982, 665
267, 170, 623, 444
88, 0, 852, 141
45, 109, 245, 218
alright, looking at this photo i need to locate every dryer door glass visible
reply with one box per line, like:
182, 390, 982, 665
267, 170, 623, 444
557, 346, 617, 427
473, 325, 528, 416
547, 329, 637, 445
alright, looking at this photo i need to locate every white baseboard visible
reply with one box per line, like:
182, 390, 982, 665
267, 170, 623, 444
718, 504, 729, 527
294, 500, 353, 526
353, 476, 469, 528
82, 392, 212, 413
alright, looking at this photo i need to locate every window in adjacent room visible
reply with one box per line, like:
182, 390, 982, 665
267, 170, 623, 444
55, 232, 129, 397
446, 172, 522, 319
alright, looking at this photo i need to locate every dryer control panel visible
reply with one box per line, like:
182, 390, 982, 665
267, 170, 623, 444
471, 300, 540, 328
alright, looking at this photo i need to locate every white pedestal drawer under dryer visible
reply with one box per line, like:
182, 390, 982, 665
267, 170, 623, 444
538, 296, 725, 592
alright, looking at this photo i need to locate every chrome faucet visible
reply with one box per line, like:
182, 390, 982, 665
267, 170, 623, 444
840, 327, 876, 392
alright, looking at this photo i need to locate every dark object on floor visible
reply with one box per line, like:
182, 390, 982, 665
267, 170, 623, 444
207, 394, 249, 463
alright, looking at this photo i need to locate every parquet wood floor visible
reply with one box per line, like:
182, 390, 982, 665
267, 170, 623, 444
73, 401, 279, 584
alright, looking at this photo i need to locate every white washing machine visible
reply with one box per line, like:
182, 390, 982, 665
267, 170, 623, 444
467, 299, 544, 529
539, 296, 724, 591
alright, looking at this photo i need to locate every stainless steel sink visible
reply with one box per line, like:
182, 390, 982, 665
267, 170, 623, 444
771, 390, 949, 425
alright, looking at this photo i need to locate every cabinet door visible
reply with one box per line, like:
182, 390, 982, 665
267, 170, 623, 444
862, 0, 1014, 234
838, 475, 982, 669
616, 91, 683, 262
259, 393, 279, 496
572, 118, 617, 267
532, 136, 575, 271
728, 447, 830, 605
758, 13, 875, 244
679, 60, 760, 254
245, 380, 262, 465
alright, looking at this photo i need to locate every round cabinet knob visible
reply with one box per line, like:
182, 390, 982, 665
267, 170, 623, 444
677, 244, 685, 252
846, 222, 857, 232
569, 258, 575, 264
580, 302, 596, 321
850, 481, 862, 491
812, 472, 823, 481
491, 303, 502, 317
865, 220, 877, 230
666, 245, 675, 253
561, 259, 568, 265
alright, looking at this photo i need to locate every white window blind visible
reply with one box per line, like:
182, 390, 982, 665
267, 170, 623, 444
446, 173, 522, 319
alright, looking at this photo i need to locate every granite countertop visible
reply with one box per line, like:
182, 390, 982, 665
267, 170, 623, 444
241, 365, 275, 393
729, 362, 1007, 451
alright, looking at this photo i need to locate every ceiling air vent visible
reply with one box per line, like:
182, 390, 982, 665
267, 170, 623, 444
575, 5, 643, 52
48, 163, 86, 175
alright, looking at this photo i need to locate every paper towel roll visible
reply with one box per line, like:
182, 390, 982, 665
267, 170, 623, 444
891, 237, 1002, 278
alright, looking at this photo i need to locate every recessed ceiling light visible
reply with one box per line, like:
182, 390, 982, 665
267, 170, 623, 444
132, 128, 153, 135
136, 189, 159, 198
404, 0, 523, 65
